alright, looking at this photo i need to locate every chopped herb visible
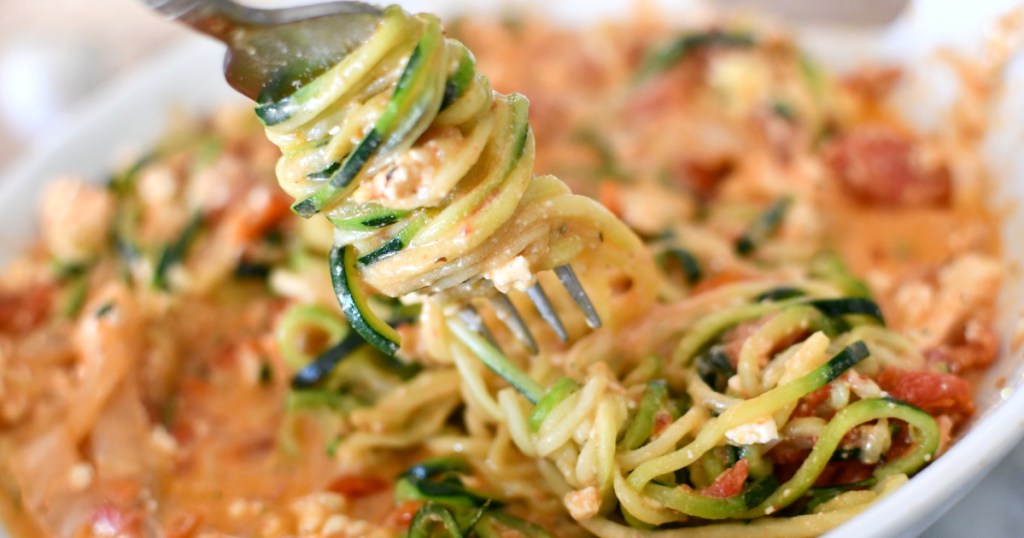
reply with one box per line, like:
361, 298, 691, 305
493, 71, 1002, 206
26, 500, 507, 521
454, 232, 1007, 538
809, 252, 872, 298
325, 435, 342, 457
805, 297, 886, 326
95, 302, 115, 318
742, 476, 780, 509
113, 228, 140, 263
658, 247, 703, 284
620, 380, 669, 450
637, 30, 756, 82
803, 478, 877, 513
152, 212, 204, 290
290, 331, 367, 389
307, 161, 341, 179
755, 286, 805, 302
696, 345, 735, 393
528, 378, 580, 432
735, 196, 792, 256
234, 260, 272, 280
770, 100, 797, 122
51, 260, 89, 281
258, 361, 273, 386
398, 458, 554, 536
61, 277, 89, 319
160, 396, 177, 427
107, 151, 156, 195
195, 136, 224, 167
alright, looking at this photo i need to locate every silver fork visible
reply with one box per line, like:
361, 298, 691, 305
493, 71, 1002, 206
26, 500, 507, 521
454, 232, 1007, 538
144, 0, 384, 100
460, 266, 601, 353
143, 0, 603, 352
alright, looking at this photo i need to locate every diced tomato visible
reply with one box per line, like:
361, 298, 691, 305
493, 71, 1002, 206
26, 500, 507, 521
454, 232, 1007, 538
841, 65, 903, 100
768, 443, 809, 466
793, 385, 832, 418
652, 410, 674, 437
163, 510, 203, 538
598, 181, 623, 217
877, 369, 974, 423
719, 315, 808, 370
814, 460, 874, 487
385, 500, 424, 529
671, 157, 733, 200
701, 459, 749, 499
720, 318, 769, 367
824, 125, 950, 207
924, 323, 998, 374
225, 186, 293, 244
327, 474, 389, 499
88, 502, 143, 537
767, 443, 812, 482
628, 68, 691, 119
690, 270, 749, 296
0, 284, 53, 334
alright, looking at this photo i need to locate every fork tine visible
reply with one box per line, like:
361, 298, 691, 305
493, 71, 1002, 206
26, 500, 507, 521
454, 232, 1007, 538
526, 282, 569, 342
459, 305, 498, 347
554, 265, 602, 329
490, 293, 539, 354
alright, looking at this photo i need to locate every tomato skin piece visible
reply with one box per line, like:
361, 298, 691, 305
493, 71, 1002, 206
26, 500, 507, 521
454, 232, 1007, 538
87, 502, 144, 537
700, 459, 750, 499
793, 385, 832, 419
327, 474, 390, 499
690, 270, 749, 296
386, 500, 424, 529
225, 186, 293, 243
825, 125, 951, 207
0, 284, 53, 335
598, 181, 624, 218
877, 369, 974, 421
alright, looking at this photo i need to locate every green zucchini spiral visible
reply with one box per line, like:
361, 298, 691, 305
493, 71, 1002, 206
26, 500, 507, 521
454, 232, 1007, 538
258, 6, 655, 320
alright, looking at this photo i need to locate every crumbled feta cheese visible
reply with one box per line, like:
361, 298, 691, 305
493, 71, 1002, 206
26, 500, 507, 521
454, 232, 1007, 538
708, 53, 771, 117
67, 463, 94, 491
727, 374, 743, 394
846, 371, 882, 399
484, 256, 535, 293
564, 486, 602, 521
725, 416, 779, 445
780, 331, 830, 383
40, 177, 115, 262
150, 425, 179, 454
290, 492, 346, 534
320, 514, 392, 538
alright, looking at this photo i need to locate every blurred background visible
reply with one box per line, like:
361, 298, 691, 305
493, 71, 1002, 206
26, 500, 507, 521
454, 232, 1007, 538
0, 0, 189, 169
0, 0, 915, 172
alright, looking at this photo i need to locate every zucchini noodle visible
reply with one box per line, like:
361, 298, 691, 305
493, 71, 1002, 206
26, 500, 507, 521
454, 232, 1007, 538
253, 7, 981, 536
259, 6, 657, 343
438, 282, 941, 536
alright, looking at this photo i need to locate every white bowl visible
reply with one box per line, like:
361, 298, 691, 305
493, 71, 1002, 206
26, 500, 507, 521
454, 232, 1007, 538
1, 1, 1022, 536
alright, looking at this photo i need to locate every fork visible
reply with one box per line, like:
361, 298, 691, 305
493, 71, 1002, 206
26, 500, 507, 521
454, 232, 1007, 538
143, 0, 603, 353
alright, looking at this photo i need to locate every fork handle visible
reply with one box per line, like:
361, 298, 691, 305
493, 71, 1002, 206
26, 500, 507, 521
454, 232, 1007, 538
144, 0, 383, 42
144, 0, 243, 41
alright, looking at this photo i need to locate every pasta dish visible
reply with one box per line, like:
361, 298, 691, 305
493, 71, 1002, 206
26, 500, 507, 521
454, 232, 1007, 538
0, 4, 1011, 537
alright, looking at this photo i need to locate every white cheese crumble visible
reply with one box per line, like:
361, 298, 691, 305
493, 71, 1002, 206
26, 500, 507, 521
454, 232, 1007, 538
564, 486, 602, 521
484, 255, 535, 293
725, 416, 779, 446
67, 462, 94, 491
